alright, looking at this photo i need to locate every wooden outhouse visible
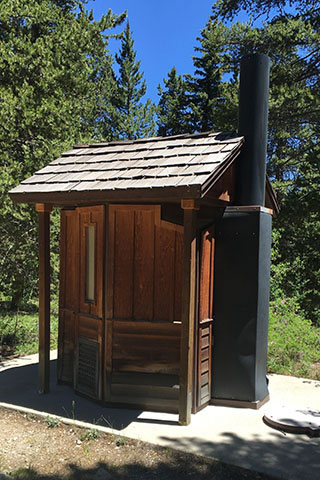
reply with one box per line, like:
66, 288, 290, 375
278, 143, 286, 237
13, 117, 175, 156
9, 54, 278, 425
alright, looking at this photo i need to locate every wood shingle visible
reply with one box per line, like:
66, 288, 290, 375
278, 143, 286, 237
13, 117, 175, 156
9, 131, 244, 204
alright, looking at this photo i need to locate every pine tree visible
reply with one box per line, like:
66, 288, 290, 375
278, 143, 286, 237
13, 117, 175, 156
190, 5, 320, 323
188, 21, 239, 133
106, 22, 156, 140
156, 2, 320, 323
0, 0, 125, 309
157, 67, 193, 136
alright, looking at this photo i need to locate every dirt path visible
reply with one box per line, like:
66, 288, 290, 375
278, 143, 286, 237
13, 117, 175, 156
0, 407, 277, 480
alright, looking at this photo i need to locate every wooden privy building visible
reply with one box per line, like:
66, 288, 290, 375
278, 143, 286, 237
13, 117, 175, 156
9, 54, 278, 425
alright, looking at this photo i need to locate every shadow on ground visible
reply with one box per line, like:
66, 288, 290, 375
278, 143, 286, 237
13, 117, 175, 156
159, 432, 320, 480
5, 457, 277, 480
0, 360, 141, 430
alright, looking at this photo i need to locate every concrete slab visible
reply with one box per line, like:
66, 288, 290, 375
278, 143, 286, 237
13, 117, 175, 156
0, 352, 319, 480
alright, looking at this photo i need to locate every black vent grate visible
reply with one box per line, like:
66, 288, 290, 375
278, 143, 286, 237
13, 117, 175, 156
76, 337, 99, 398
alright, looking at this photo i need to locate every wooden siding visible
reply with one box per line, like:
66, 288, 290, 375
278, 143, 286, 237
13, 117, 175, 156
108, 205, 183, 323
106, 205, 183, 412
58, 209, 78, 384
199, 228, 215, 322
108, 320, 181, 412
195, 227, 215, 411
58, 310, 75, 383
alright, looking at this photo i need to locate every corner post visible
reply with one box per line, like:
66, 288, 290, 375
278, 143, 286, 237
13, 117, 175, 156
36, 203, 53, 394
179, 199, 199, 425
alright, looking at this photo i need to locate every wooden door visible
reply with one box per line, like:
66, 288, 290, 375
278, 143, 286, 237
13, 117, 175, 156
58, 205, 105, 399
75, 205, 105, 400
194, 226, 215, 411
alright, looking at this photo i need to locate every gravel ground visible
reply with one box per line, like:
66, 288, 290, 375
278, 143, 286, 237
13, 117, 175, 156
0, 407, 279, 480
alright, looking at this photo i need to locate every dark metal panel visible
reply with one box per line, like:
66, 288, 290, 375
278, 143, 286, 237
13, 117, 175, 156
212, 209, 271, 403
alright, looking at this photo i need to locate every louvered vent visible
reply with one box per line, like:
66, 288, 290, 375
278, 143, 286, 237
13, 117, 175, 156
76, 337, 99, 398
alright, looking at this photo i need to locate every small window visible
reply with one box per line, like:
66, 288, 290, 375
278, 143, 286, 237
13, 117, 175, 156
85, 225, 95, 302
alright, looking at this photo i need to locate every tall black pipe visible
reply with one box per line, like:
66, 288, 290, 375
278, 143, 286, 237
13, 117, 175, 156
212, 54, 272, 407
236, 54, 270, 206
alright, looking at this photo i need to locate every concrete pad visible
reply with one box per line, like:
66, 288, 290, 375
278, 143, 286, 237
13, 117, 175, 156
0, 353, 319, 480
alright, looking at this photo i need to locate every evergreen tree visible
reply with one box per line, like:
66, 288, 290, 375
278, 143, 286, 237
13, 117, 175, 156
157, 67, 193, 136
190, 5, 320, 323
0, 0, 125, 309
156, 2, 320, 323
188, 21, 239, 133
104, 22, 156, 140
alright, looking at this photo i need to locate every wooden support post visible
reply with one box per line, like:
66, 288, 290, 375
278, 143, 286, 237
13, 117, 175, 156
36, 203, 52, 394
179, 199, 199, 425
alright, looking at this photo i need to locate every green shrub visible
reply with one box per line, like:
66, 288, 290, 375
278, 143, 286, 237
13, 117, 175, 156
0, 310, 58, 356
268, 297, 320, 379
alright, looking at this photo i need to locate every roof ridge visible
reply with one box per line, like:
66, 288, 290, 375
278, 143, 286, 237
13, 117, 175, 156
72, 131, 237, 150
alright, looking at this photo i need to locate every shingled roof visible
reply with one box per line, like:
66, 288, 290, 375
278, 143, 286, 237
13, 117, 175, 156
9, 131, 244, 204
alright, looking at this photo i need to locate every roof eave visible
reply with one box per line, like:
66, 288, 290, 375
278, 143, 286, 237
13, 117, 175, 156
9, 184, 202, 207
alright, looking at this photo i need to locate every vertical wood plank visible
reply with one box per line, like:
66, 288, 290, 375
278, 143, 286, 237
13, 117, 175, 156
64, 211, 78, 311
103, 204, 109, 401
192, 231, 201, 414
134, 209, 154, 320
209, 229, 215, 319
78, 209, 91, 315
104, 319, 113, 401
174, 230, 183, 322
58, 211, 66, 382
154, 226, 175, 322
114, 209, 134, 318
91, 206, 105, 319
179, 202, 198, 425
199, 230, 211, 321
36, 203, 52, 394
59, 212, 67, 311
107, 206, 115, 319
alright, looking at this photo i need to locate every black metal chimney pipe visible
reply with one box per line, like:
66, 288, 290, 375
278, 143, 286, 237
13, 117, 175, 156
236, 54, 270, 206
212, 54, 272, 408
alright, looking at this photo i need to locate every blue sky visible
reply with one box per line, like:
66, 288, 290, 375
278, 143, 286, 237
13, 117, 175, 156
85, 1, 219, 103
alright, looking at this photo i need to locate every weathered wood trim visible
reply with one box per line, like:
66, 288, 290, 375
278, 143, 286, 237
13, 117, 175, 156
179, 202, 198, 425
10, 185, 201, 206
37, 205, 52, 394
192, 229, 201, 415
35, 203, 53, 213
181, 199, 200, 210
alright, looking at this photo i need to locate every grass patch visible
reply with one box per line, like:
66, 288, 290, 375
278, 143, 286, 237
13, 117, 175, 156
268, 297, 320, 379
0, 310, 58, 356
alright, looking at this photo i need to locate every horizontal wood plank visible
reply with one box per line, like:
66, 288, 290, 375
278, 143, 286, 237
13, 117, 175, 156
201, 359, 209, 374
111, 384, 179, 400
201, 372, 209, 387
111, 372, 179, 387
109, 395, 178, 413
113, 359, 179, 375
201, 335, 209, 348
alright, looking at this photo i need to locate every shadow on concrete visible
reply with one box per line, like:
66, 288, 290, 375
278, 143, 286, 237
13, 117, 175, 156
159, 431, 320, 480
0, 359, 143, 430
